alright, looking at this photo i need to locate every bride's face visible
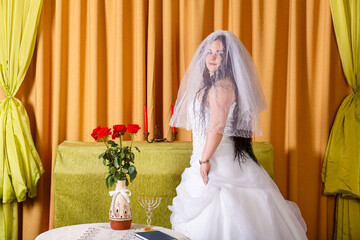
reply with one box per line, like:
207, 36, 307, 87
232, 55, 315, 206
205, 40, 224, 76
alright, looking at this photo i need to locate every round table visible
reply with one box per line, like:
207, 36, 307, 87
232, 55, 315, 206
35, 223, 188, 240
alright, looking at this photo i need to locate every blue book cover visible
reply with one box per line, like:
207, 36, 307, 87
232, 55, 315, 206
135, 230, 176, 240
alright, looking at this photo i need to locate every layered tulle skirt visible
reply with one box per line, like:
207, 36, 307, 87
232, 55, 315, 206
169, 142, 307, 240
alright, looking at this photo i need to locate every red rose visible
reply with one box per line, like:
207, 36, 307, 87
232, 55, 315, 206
113, 124, 127, 135
97, 127, 111, 139
127, 124, 141, 134
91, 126, 102, 140
112, 132, 119, 139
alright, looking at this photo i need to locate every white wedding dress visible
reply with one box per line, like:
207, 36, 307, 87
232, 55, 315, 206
169, 101, 308, 240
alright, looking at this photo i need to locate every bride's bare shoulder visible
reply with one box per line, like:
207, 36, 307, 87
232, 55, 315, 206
214, 77, 234, 90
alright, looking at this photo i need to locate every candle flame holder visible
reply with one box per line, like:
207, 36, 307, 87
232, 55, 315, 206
144, 132, 177, 143
144, 125, 177, 143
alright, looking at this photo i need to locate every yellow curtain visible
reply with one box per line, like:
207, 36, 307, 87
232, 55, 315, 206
0, 0, 44, 239
322, 0, 360, 239
2, 0, 350, 239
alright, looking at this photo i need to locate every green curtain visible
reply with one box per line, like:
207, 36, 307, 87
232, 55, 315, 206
322, 0, 359, 239
0, 0, 44, 239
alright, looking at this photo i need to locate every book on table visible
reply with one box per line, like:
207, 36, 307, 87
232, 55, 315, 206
135, 230, 176, 240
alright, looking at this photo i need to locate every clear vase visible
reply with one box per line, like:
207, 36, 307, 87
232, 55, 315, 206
109, 180, 132, 230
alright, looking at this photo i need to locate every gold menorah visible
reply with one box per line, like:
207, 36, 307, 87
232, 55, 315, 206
138, 196, 162, 231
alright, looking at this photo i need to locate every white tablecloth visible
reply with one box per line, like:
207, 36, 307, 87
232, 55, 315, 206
35, 223, 188, 240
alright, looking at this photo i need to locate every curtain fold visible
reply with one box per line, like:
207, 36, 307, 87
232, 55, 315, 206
9, 0, 350, 239
0, 202, 17, 240
321, 0, 360, 239
0, 0, 44, 239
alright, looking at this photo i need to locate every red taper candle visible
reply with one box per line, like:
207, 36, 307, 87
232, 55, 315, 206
171, 105, 175, 132
144, 105, 148, 133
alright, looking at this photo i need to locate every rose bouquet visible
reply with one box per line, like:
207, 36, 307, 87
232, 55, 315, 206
91, 124, 141, 187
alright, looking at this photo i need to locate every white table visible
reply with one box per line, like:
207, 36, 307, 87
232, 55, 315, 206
35, 223, 188, 240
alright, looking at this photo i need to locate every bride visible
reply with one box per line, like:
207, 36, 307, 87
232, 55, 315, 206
168, 30, 307, 240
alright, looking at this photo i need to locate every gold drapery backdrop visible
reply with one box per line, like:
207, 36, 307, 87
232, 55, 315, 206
0, 0, 350, 239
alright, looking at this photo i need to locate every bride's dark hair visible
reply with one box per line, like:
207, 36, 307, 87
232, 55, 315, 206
194, 35, 259, 165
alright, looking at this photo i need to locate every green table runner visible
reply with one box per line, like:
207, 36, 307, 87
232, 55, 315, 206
54, 141, 274, 228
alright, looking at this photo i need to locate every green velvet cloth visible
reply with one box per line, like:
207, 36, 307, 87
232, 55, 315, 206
54, 141, 274, 229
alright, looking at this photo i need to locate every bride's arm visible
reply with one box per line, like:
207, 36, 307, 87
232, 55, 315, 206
200, 132, 223, 185
200, 79, 235, 185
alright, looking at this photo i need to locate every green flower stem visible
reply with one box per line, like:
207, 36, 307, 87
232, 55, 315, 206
119, 133, 122, 149
102, 137, 109, 148
102, 136, 115, 166
130, 133, 134, 150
